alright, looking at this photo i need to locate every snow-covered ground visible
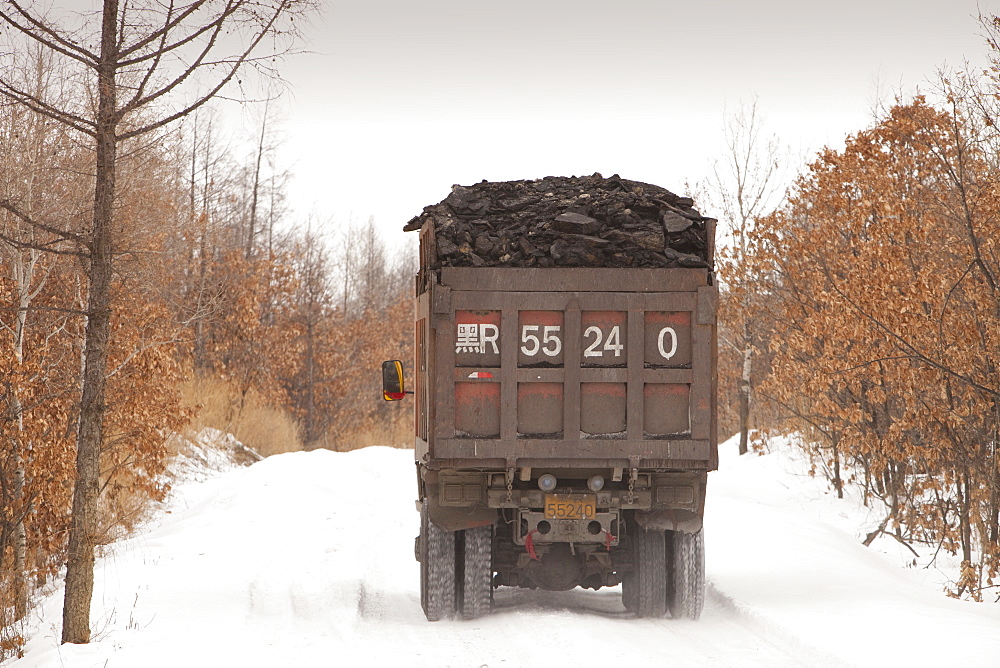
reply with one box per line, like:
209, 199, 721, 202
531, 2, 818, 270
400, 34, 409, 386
6, 435, 1000, 667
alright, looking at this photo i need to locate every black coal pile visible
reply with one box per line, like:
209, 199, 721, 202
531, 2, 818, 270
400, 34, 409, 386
404, 173, 714, 269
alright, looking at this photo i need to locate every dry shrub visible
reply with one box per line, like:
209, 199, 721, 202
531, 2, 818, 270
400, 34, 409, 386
310, 407, 411, 452
95, 484, 159, 546
180, 374, 303, 457
0, 580, 25, 661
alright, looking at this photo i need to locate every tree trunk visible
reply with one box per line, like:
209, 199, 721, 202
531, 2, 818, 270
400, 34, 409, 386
737, 326, 752, 456
7, 107, 46, 620
246, 108, 267, 260
962, 470, 973, 565
304, 318, 315, 443
189, 122, 208, 370
10, 395, 28, 620
62, 0, 118, 644
989, 447, 999, 547
11, 259, 30, 619
832, 435, 844, 500
989, 400, 999, 547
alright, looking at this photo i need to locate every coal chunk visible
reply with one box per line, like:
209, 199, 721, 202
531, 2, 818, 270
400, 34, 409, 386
406, 174, 715, 269
553, 212, 601, 235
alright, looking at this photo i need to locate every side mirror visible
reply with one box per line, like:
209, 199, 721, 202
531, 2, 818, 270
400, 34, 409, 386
382, 360, 406, 401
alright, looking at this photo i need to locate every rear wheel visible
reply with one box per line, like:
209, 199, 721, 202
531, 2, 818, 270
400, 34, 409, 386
669, 529, 705, 620
634, 527, 667, 618
458, 524, 493, 620
621, 571, 637, 613
420, 500, 456, 621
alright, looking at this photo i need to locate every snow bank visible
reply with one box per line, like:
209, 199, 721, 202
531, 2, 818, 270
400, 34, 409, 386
707, 436, 1000, 666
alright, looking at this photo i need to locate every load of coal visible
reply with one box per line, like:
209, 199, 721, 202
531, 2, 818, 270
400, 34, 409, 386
403, 173, 714, 269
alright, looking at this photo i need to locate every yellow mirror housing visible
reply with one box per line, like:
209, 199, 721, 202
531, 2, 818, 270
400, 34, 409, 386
382, 360, 405, 401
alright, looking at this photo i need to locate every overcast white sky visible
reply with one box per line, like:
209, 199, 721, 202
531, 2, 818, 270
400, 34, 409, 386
255, 0, 996, 242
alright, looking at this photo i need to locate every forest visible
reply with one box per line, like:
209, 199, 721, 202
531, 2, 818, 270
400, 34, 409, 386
0, 0, 411, 652
0, 82, 414, 655
718, 23, 1000, 604
4, 0, 1000, 659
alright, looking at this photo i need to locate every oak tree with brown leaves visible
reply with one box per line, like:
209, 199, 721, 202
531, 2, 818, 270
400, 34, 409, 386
742, 95, 1000, 596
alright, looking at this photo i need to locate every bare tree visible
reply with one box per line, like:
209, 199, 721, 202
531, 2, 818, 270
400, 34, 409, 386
0, 0, 317, 644
706, 97, 790, 455
287, 223, 332, 444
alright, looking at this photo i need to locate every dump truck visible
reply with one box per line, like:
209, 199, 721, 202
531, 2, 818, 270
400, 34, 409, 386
383, 176, 718, 621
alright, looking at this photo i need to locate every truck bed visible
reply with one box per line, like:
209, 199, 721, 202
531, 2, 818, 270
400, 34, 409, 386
413, 266, 718, 473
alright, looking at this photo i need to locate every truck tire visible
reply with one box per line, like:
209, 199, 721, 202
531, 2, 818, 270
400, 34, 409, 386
621, 572, 637, 613
420, 500, 456, 621
459, 525, 493, 620
634, 527, 667, 618
669, 529, 705, 620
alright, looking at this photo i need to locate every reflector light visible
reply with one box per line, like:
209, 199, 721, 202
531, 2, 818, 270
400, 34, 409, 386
588, 474, 605, 492
538, 474, 557, 492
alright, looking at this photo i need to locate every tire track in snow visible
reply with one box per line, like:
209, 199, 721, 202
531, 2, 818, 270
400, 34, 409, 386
706, 579, 853, 667
356, 580, 386, 620
481, 586, 816, 667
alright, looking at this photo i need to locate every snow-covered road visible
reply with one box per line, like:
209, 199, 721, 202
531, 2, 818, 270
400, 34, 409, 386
7, 438, 1000, 667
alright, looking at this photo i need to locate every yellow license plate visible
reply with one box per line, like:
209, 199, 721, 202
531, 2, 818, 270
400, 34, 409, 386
544, 494, 597, 520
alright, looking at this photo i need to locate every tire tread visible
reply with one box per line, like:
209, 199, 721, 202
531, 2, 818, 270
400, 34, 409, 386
670, 529, 705, 620
459, 525, 493, 620
635, 527, 667, 618
420, 501, 456, 621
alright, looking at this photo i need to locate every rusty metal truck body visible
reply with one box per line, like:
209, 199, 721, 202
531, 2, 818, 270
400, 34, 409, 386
410, 239, 718, 621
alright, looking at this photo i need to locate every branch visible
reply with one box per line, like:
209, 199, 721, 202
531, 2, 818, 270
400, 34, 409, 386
0, 199, 88, 249
117, 0, 215, 61
119, 12, 288, 141
0, 80, 95, 136
118, 11, 228, 120
0, 3, 98, 66
118, 1, 242, 68
0, 304, 89, 318
827, 356, 919, 375
821, 264, 999, 399
0, 229, 86, 259
3, 488, 39, 529
863, 519, 921, 558
757, 389, 842, 444
125, 3, 178, 111
106, 336, 189, 379
938, 260, 976, 347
